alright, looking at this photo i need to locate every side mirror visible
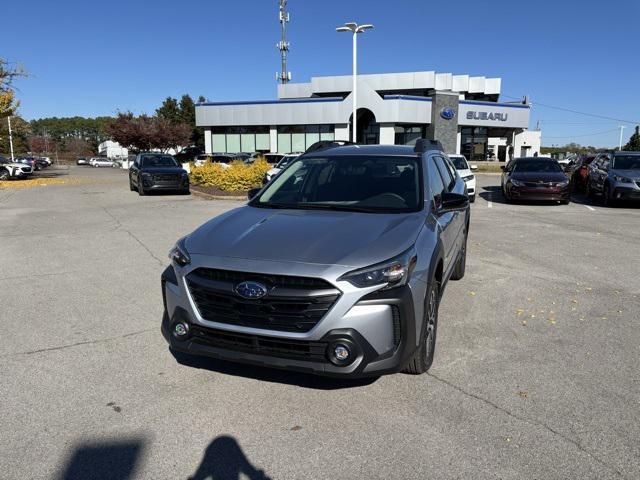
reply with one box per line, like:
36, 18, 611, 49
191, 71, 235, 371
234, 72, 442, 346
439, 192, 469, 213
247, 187, 261, 200
470, 165, 478, 171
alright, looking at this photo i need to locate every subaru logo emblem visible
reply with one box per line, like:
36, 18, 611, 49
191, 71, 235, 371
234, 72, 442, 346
235, 281, 268, 299
440, 107, 456, 120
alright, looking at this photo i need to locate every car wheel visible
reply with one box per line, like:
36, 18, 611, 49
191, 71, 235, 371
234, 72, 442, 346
602, 183, 614, 207
129, 177, 135, 191
561, 199, 570, 205
450, 232, 467, 281
469, 195, 475, 203
585, 181, 593, 198
0, 169, 9, 180
138, 177, 145, 196
403, 279, 440, 375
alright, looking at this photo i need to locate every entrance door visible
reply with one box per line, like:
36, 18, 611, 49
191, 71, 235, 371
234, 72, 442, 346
350, 109, 379, 144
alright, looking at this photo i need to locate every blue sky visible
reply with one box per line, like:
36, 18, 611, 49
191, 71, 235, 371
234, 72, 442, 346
6, 0, 639, 147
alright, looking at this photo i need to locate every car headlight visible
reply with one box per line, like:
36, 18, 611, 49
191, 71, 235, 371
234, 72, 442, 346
613, 175, 633, 183
339, 248, 417, 290
141, 172, 151, 177
169, 237, 191, 267
462, 174, 475, 182
554, 180, 569, 187
510, 179, 525, 187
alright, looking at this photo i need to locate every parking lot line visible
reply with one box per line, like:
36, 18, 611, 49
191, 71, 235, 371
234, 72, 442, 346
584, 205, 596, 211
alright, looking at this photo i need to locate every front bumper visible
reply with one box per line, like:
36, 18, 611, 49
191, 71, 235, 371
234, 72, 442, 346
509, 185, 570, 201
612, 185, 640, 201
143, 179, 190, 191
161, 265, 419, 378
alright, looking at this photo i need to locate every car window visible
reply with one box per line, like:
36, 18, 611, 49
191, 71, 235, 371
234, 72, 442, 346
612, 156, 640, 170
254, 155, 421, 213
433, 155, 455, 191
428, 157, 446, 203
141, 155, 178, 168
513, 160, 563, 173
449, 156, 469, 170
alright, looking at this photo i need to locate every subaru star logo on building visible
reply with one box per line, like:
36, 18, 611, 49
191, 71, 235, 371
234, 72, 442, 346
440, 107, 456, 120
235, 281, 268, 299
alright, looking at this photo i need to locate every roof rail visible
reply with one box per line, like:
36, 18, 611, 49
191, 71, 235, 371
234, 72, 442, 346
414, 139, 444, 154
305, 140, 357, 154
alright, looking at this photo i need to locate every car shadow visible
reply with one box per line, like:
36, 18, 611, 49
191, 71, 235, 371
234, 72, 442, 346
479, 185, 582, 206
170, 348, 378, 390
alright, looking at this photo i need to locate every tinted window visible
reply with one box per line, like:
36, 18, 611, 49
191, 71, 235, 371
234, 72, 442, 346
612, 156, 640, 170
141, 155, 178, 168
513, 160, 562, 173
433, 155, 455, 191
254, 155, 421, 213
449, 156, 469, 170
428, 157, 446, 200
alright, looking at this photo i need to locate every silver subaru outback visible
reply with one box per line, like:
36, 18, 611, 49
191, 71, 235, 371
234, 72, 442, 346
161, 140, 470, 378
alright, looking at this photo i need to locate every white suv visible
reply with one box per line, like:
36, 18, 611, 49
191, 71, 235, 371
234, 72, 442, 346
449, 154, 477, 202
0, 156, 33, 179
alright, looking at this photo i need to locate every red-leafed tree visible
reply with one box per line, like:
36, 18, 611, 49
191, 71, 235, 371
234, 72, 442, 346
107, 112, 190, 153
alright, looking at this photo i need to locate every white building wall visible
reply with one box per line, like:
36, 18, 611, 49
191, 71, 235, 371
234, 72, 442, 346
334, 124, 350, 141
204, 128, 212, 154
514, 130, 542, 157
269, 126, 278, 153
379, 123, 395, 145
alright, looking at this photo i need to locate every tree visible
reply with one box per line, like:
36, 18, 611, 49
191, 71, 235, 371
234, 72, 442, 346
0, 116, 31, 155
1, 58, 27, 117
156, 97, 181, 124
623, 126, 640, 151
107, 112, 190, 153
28, 135, 57, 154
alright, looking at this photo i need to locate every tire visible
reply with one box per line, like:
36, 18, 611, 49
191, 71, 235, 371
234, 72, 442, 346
469, 195, 476, 203
404, 279, 440, 375
450, 232, 467, 281
602, 183, 615, 207
129, 177, 135, 191
137, 177, 145, 196
0, 169, 9, 180
182, 187, 191, 195
585, 180, 593, 198
561, 199, 570, 205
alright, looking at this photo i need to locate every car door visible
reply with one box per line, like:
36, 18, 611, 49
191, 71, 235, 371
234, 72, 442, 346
427, 154, 458, 276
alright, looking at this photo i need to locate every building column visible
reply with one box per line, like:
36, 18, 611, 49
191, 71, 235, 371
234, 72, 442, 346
269, 126, 278, 153
456, 130, 462, 154
334, 124, 350, 142
379, 123, 396, 145
204, 128, 212, 154
425, 90, 459, 154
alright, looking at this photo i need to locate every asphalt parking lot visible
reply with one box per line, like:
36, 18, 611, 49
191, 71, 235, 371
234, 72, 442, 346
1, 166, 639, 479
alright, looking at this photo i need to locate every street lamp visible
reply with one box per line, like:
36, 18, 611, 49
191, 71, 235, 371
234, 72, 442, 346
336, 22, 374, 143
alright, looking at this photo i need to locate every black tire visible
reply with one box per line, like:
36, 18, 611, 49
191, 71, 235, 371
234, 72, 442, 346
602, 183, 615, 207
585, 180, 593, 198
0, 169, 9, 180
561, 199, 570, 205
137, 177, 145, 196
129, 177, 135, 191
450, 232, 467, 281
404, 279, 440, 375
182, 187, 191, 195
469, 195, 476, 203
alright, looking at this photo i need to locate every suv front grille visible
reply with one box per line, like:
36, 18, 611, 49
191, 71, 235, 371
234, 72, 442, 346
186, 268, 341, 333
153, 173, 181, 184
191, 325, 327, 362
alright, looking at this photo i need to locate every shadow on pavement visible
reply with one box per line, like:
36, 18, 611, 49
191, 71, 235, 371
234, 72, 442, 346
170, 348, 378, 390
189, 436, 271, 480
57, 438, 146, 480
479, 185, 579, 206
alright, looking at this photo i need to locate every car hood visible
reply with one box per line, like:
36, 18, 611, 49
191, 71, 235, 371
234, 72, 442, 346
141, 167, 185, 174
3, 162, 29, 168
457, 168, 472, 178
185, 206, 425, 268
267, 167, 281, 176
510, 172, 567, 182
611, 169, 640, 180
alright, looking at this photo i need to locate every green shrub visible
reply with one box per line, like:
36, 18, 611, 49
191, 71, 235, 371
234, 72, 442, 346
190, 158, 270, 191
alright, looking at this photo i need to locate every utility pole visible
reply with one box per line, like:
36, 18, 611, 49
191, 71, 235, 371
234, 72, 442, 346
7, 116, 15, 161
618, 125, 625, 150
276, 0, 291, 84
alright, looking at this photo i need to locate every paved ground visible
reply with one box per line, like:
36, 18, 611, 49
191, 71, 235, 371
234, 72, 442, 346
1, 166, 639, 480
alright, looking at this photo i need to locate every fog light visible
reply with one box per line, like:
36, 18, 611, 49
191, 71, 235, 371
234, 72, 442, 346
334, 344, 350, 361
173, 322, 189, 339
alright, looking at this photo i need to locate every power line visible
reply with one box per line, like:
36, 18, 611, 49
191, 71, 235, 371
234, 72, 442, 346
502, 94, 640, 125
541, 128, 620, 139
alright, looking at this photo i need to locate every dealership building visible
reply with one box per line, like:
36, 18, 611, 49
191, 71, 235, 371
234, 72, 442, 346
196, 70, 540, 161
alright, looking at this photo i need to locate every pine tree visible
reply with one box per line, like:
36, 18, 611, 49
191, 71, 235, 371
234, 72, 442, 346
623, 126, 640, 151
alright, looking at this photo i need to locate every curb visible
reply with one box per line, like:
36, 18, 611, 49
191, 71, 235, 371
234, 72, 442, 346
190, 189, 246, 201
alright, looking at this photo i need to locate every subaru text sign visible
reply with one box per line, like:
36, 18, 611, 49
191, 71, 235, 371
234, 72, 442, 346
459, 103, 530, 128
466, 111, 508, 121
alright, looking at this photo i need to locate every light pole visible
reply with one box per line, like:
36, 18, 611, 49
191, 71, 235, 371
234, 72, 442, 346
336, 22, 374, 143
7, 116, 15, 161
618, 125, 625, 150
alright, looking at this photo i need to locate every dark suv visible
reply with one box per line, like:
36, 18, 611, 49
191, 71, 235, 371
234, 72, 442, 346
129, 153, 189, 196
586, 151, 640, 205
161, 140, 470, 378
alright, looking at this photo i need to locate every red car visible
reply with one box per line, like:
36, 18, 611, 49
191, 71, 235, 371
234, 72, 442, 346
501, 157, 571, 204
571, 155, 596, 192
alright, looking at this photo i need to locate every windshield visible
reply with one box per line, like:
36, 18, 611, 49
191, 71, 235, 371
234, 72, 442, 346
252, 155, 422, 213
276, 155, 297, 168
450, 156, 469, 170
613, 155, 640, 170
141, 155, 179, 168
514, 160, 562, 173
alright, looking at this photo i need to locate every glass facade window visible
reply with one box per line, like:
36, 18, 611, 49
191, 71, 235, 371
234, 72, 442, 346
277, 125, 334, 153
461, 127, 488, 162
211, 126, 269, 153
395, 125, 426, 146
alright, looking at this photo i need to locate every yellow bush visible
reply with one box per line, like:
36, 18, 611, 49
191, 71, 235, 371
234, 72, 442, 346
190, 158, 271, 191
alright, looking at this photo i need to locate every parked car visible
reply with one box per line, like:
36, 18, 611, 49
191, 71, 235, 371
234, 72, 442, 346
501, 157, 570, 204
246, 153, 285, 165
449, 154, 477, 202
193, 154, 214, 167
0, 156, 33, 179
571, 155, 596, 192
233, 152, 252, 162
90, 157, 116, 168
585, 151, 640, 206
14, 157, 38, 171
76, 157, 89, 166
34, 157, 50, 170
162, 140, 470, 378
262, 153, 301, 184
129, 153, 189, 196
